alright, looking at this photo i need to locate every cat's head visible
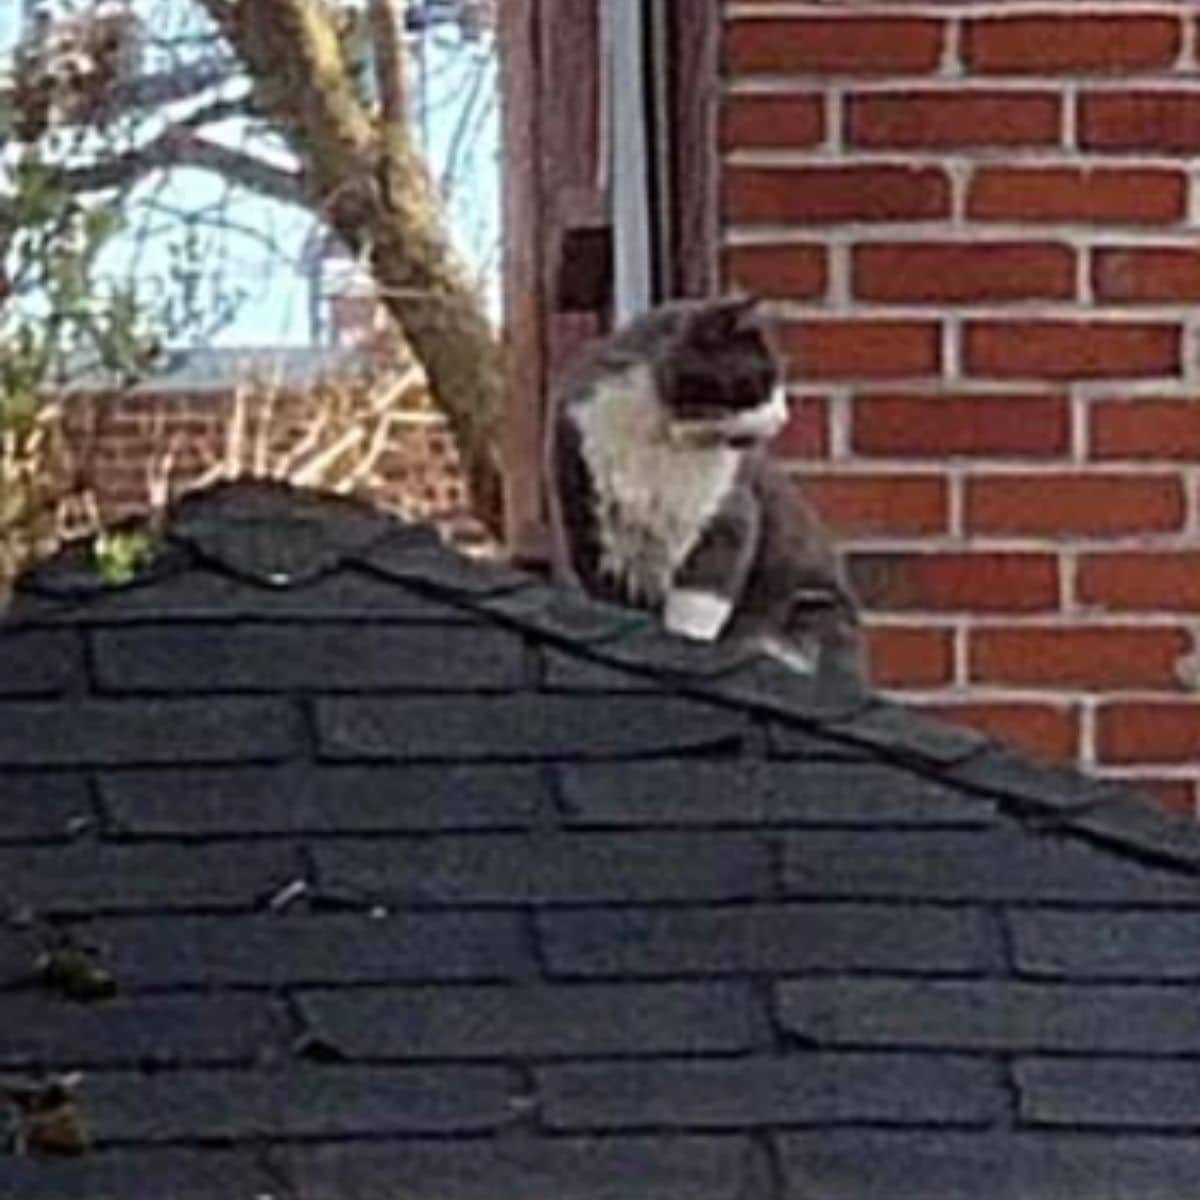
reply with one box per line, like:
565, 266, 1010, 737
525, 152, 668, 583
648, 296, 787, 448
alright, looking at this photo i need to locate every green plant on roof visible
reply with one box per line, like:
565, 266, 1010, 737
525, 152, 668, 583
92, 527, 156, 586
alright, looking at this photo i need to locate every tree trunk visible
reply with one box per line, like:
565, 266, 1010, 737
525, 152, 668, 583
200, 0, 506, 538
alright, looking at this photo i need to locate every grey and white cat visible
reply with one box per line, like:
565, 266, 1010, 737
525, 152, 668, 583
545, 296, 864, 679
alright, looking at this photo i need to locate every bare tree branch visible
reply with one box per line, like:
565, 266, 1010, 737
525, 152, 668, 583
115, 60, 239, 111
368, 0, 407, 132
57, 127, 306, 208
198, 0, 506, 538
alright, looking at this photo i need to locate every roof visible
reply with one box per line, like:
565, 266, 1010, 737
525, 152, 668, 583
4, 480, 1200, 1200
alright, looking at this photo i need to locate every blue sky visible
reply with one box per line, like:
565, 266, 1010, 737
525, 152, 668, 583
1, 3, 500, 346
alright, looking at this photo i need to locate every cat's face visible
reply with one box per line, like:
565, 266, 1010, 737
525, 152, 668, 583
654, 297, 787, 447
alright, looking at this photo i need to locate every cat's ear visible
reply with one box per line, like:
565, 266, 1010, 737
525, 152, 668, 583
688, 295, 764, 346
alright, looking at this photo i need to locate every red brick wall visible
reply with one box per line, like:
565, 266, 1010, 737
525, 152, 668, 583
722, 2, 1200, 814
63, 387, 480, 543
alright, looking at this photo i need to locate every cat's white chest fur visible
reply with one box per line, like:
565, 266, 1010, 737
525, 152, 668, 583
570, 364, 740, 604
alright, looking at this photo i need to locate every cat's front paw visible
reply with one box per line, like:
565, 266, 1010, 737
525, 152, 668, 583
664, 588, 733, 641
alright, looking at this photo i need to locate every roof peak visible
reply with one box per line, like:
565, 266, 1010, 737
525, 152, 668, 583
8, 479, 1200, 879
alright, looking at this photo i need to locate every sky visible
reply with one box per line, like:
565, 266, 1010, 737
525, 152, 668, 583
0, 2, 500, 347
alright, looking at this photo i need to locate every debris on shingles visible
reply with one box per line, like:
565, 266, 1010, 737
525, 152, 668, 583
265, 877, 310, 914
34, 936, 116, 1002
8, 480, 1200, 1199
2, 1073, 91, 1157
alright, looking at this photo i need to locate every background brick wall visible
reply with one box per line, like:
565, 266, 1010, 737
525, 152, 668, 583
62, 385, 479, 544
722, 1, 1200, 814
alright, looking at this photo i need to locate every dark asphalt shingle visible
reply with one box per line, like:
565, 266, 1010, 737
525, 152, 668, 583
0, 993, 278, 1069
297, 981, 757, 1060
777, 978, 1200, 1054
88, 912, 529, 988
0, 842, 294, 914
0, 699, 302, 766
778, 1132, 1200, 1200
86, 1065, 521, 1140
100, 764, 541, 836
782, 829, 1200, 904
537, 902, 1001, 978
315, 694, 748, 761
1009, 909, 1200, 982
0, 773, 93, 842
1015, 1059, 1200, 1130
0, 629, 83, 695
279, 1136, 752, 1200
92, 622, 528, 693
558, 760, 996, 828
538, 1053, 1004, 1130
313, 832, 771, 905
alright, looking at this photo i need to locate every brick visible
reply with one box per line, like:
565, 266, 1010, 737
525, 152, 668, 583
1097, 701, 1200, 765
93, 913, 526, 988
92, 623, 526, 693
1011, 910, 1200, 982
719, 94, 823, 150
778, 978, 1200, 1053
968, 167, 1186, 226
314, 833, 770, 905
848, 91, 1061, 149
853, 393, 1069, 458
848, 552, 1059, 613
296, 982, 754, 1060
538, 904, 996, 978
776, 321, 940, 381
965, 473, 1185, 536
852, 243, 1075, 304
963, 16, 1181, 74
721, 243, 827, 301
1017, 1060, 1200, 1130
723, 165, 950, 224
88, 1067, 514, 1141
0, 698, 300, 766
963, 321, 1181, 380
1091, 399, 1200, 460
725, 17, 943, 75
919, 702, 1077, 762
1081, 91, 1200, 152
0, 993, 274, 1068
865, 625, 954, 688
1138, 777, 1199, 818
796, 473, 948, 537
1078, 552, 1200, 611
782, 829, 1200, 904
539, 1055, 1001, 1131
770, 394, 828, 459
315, 695, 747, 761
970, 626, 1190, 690
1094, 247, 1200, 303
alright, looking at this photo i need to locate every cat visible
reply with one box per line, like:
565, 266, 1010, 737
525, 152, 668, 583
545, 295, 864, 681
